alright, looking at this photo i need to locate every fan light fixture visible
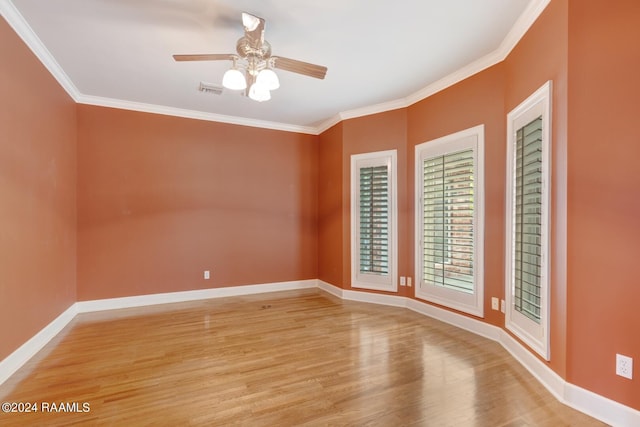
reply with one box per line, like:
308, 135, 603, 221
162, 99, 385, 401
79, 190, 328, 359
248, 81, 271, 102
222, 58, 280, 102
222, 68, 246, 91
174, 12, 327, 103
256, 68, 280, 90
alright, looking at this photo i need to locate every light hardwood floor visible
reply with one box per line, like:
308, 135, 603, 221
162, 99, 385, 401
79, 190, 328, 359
0, 289, 605, 426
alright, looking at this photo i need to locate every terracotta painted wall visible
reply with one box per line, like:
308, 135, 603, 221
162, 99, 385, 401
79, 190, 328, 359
317, 0, 640, 411
318, 123, 344, 287
317, 110, 408, 292
315, 3, 564, 334
0, 18, 77, 360
4, 0, 639, 412
566, 0, 640, 410
77, 105, 317, 300
342, 109, 409, 295
318, 0, 571, 376
407, 63, 507, 326
504, 0, 569, 378
407, 0, 570, 373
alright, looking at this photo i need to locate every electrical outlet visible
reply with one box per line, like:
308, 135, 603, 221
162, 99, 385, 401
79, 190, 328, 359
491, 297, 499, 311
400, 276, 406, 286
500, 299, 506, 313
616, 354, 633, 379
204, 270, 210, 280
407, 277, 412, 287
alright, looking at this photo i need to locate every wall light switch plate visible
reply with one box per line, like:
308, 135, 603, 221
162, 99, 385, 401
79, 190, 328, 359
204, 270, 210, 280
491, 297, 499, 311
407, 277, 412, 287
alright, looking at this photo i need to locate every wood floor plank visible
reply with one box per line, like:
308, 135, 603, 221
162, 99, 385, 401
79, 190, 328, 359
0, 289, 605, 426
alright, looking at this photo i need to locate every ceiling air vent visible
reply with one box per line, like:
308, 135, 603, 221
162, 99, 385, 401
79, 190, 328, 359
198, 82, 223, 95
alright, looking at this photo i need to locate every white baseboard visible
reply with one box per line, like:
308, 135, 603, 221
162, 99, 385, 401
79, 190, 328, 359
406, 298, 502, 342
563, 382, 640, 427
498, 330, 565, 401
493, 330, 638, 427
316, 281, 640, 427
317, 280, 344, 298
0, 304, 78, 386
1, 279, 316, 386
2, 279, 638, 426
76, 279, 317, 313
342, 289, 407, 308
318, 281, 407, 308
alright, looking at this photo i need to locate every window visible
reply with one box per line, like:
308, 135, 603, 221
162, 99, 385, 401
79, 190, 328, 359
351, 150, 398, 291
505, 81, 552, 360
415, 125, 484, 317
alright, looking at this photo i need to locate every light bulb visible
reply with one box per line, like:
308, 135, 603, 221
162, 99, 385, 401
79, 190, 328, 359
249, 83, 271, 102
256, 69, 280, 90
222, 68, 246, 90
242, 13, 260, 32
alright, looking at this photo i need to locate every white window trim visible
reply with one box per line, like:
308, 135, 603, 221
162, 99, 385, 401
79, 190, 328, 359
505, 81, 552, 361
414, 125, 485, 317
350, 150, 398, 292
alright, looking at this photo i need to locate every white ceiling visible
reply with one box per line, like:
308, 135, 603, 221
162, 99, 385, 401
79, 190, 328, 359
2, 0, 547, 134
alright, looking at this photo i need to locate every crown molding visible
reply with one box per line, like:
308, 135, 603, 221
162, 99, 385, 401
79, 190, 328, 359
0, 0, 80, 100
304, 0, 552, 133
314, 97, 408, 134
499, 0, 552, 59
338, 0, 552, 125
328, 45, 504, 130
2, 0, 551, 136
76, 94, 318, 135
339, 98, 408, 122
314, 114, 343, 135
0, 0, 314, 136
403, 48, 505, 107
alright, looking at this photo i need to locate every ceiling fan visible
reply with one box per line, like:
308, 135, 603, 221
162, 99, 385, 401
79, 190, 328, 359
173, 12, 328, 102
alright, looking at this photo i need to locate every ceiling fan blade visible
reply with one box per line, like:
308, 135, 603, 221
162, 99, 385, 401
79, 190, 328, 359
241, 12, 265, 48
173, 54, 235, 62
272, 57, 328, 80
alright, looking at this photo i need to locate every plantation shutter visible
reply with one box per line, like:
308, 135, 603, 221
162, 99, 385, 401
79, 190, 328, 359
514, 116, 543, 322
422, 149, 475, 293
359, 165, 389, 275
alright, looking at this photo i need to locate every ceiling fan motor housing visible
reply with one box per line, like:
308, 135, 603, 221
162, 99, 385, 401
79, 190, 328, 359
236, 37, 272, 60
